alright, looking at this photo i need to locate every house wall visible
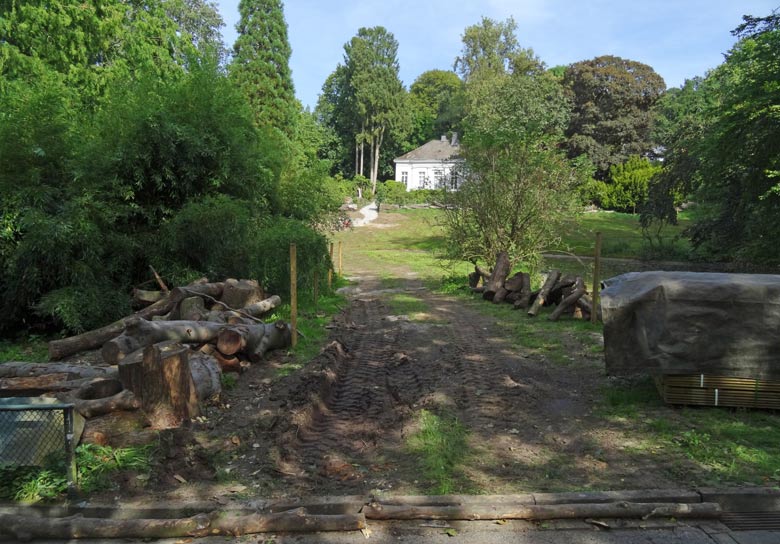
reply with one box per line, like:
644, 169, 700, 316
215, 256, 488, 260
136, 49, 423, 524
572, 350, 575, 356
394, 160, 460, 191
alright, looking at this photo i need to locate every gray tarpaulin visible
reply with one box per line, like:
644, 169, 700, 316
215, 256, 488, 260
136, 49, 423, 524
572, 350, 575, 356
601, 271, 780, 379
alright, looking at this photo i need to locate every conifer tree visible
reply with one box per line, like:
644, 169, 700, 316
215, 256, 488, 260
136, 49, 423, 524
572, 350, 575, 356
230, 0, 297, 138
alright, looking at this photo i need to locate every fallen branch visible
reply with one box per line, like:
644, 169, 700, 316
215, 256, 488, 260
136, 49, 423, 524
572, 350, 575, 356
362, 501, 721, 521
527, 270, 560, 317
0, 509, 367, 540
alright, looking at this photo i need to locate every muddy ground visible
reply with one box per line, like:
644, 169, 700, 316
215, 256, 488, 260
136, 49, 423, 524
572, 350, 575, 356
92, 252, 718, 505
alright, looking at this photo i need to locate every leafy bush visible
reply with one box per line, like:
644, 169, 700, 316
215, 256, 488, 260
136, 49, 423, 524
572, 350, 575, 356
375, 181, 442, 206
251, 217, 331, 297
584, 156, 661, 213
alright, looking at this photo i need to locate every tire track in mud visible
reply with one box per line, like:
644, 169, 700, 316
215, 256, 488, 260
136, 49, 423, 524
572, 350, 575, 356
278, 289, 563, 490
282, 298, 432, 480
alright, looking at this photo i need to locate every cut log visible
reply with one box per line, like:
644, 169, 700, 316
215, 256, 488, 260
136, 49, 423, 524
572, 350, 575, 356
178, 296, 207, 321
576, 294, 602, 321
512, 273, 533, 310
549, 277, 586, 321
547, 275, 577, 306
102, 318, 227, 365
0, 362, 117, 381
242, 295, 282, 317
482, 251, 511, 301
474, 265, 491, 281
504, 272, 526, 292
219, 278, 265, 310
212, 350, 247, 373
48, 281, 224, 360
527, 269, 561, 317
0, 373, 69, 393
217, 321, 292, 363
492, 287, 510, 304
362, 501, 721, 521
119, 343, 220, 405
0, 509, 367, 540
71, 389, 141, 419
132, 289, 165, 305
188, 352, 222, 400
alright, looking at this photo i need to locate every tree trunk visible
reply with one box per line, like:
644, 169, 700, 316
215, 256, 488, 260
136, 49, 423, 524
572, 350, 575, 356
177, 296, 207, 321
527, 269, 561, 317
362, 501, 721, 521
48, 281, 224, 360
217, 321, 292, 363
482, 251, 511, 301
549, 277, 586, 321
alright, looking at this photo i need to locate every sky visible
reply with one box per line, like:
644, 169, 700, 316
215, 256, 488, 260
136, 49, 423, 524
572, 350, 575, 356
215, 0, 779, 110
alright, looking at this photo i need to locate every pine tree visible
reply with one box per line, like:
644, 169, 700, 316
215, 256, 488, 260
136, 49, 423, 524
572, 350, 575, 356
230, 0, 297, 138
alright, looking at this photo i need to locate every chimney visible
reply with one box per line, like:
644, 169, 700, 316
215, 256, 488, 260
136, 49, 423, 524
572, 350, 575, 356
440, 134, 447, 142
451, 132, 459, 146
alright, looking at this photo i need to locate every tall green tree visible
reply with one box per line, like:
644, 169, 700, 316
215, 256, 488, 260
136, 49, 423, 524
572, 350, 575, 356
318, 27, 406, 192
454, 16, 522, 80
442, 21, 577, 269
230, 0, 298, 138
564, 56, 666, 179
407, 69, 464, 147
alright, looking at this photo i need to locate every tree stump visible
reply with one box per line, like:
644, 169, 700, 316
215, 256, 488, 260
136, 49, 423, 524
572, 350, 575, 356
121, 342, 201, 429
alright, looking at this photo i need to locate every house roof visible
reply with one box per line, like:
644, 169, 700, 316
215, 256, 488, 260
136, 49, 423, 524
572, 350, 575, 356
394, 137, 460, 162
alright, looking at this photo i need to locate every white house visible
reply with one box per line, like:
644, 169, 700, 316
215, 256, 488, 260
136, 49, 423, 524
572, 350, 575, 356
393, 133, 462, 191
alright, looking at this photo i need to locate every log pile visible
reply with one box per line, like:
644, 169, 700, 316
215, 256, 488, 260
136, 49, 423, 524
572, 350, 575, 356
471, 252, 601, 322
1, 277, 291, 436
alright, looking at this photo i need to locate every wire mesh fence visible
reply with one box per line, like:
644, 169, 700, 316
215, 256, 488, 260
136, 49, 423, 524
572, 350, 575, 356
0, 398, 77, 490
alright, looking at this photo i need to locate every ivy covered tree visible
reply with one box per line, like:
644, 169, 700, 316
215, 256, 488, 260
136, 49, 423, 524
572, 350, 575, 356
230, 0, 298, 138
564, 56, 666, 179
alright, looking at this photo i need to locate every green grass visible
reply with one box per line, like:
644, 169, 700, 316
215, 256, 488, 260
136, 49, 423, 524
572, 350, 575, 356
552, 211, 692, 260
0, 336, 49, 363
0, 444, 153, 502
599, 380, 780, 486
407, 409, 471, 494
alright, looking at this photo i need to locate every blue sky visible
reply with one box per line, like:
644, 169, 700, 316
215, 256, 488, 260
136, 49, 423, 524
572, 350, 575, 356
216, 0, 779, 110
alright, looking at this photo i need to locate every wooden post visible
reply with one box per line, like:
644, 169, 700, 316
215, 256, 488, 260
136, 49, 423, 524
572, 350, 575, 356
328, 243, 334, 290
338, 241, 343, 276
290, 243, 297, 348
592, 232, 602, 324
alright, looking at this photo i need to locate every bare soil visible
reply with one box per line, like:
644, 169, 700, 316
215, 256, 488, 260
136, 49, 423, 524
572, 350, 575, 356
90, 261, 714, 505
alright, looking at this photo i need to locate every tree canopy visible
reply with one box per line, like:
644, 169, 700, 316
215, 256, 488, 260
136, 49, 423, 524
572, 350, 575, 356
563, 55, 666, 179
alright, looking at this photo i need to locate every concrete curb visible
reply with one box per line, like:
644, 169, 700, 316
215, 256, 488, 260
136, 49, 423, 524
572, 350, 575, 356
0, 487, 778, 519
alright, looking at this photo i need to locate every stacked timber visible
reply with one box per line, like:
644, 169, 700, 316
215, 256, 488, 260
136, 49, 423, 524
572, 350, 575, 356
657, 374, 780, 409
1, 276, 291, 437
470, 252, 600, 321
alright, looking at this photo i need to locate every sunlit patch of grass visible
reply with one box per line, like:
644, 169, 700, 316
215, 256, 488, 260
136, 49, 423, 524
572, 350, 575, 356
407, 410, 471, 494
0, 444, 153, 502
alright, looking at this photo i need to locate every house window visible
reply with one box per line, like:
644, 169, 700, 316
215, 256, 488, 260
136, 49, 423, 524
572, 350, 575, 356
401, 171, 408, 185
433, 169, 444, 187
418, 171, 428, 188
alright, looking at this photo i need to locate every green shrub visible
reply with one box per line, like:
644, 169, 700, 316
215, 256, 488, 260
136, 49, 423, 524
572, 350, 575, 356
250, 217, 331, 298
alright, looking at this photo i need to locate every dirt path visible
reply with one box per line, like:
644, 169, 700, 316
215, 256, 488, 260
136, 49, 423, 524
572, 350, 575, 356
135, 223, 709, 502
